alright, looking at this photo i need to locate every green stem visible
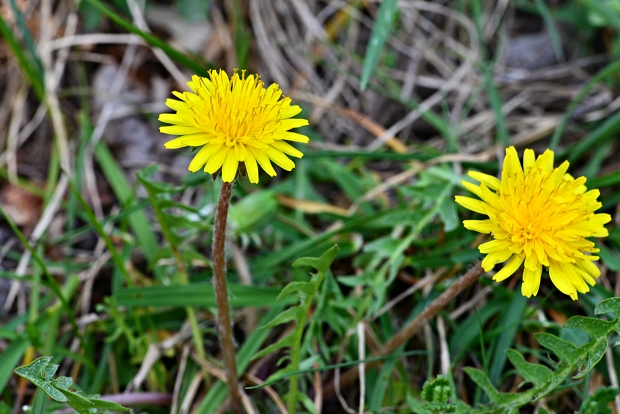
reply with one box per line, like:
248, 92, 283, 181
212, 181, 243, 414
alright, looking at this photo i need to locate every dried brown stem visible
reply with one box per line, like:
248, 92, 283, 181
212, 180, 243, 414
323, 262, 485, 398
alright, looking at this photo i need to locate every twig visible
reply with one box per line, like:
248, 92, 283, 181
323, 263, 485, 397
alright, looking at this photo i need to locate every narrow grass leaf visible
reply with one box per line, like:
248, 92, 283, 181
551, 59, 620, 150
0, 15, 44, 99
533, 0, 564, 61
115, 284, 283, 308
567, 108, 620, 164
66, 178, 132, 286
0, 206, 79, 337
95, 143, 158, 262
488, 293, 527, 386
360, 0, 398, 90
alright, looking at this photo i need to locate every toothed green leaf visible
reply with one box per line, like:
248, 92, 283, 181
260, 307, 304, 330
506, 349, 552, 384
252, 335, 295, 360
595, 297, 620, 316
574, 340, 608, 379
534, 333, 580, 362
14, 356, 130, 413
13, 357, 67, 402
277, 281, 315, 300
565, 316, 614, 339
292, 245, 339, 273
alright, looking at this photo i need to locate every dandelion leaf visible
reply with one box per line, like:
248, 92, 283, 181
277, 281, 315, 300
574, 340, 608, 379
565, 316, 614, 339
534, 332, 580, 362
260, 307, 304, 330
595, 297, 620, 315
252, 335, 295, 360
292, 244, 339, 273
14, 356, 130, 413
506, 349, 552, 384
13, 357, 67, 402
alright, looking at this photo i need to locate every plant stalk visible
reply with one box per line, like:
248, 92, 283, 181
212, 180, 243, 414
323, 262, 485, 397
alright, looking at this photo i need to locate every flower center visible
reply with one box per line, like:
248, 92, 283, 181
491, 167, 596, 265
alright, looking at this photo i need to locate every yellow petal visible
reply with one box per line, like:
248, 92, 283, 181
204, 145, 227, 174
463, 220, 496, 234
251, 147, 276, 177
280, 132, 310, 143
462, 181, 482, 198
181, 133, 212, 147
503, 146, 523, 177
221, 149, 239, 182
479, 239, 510, 254
165, 98, 187, 112
523, 149, 535, 172
524, 254, 539, 271
468, 171, 501, 190
266, 147, 295, 171
271, 140, 304, 158
281, 105, 303, 119
164, 137, 189, 149
279, 119, 309, 130
576, 260, 600, 279
244, 152, 259, 184
481, 249, 512, 271
548, 262, 577, 299
159, 113, 184, 124
454, 196, 487, 215
521, 261, 542, 297
160, 125, 202, 135
188, 145, 213, 172
493, 254, 524, 282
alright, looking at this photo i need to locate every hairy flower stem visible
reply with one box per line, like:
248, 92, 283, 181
323, 262, 485, 398
212, 181, 243, 414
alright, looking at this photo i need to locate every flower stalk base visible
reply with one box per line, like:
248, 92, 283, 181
212, 181, 243, 414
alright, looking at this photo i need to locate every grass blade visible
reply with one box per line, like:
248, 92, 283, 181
550, 60, 620, 150
115, 284, 286, 308
360, 0, 398, 90
0, 15, 44, 99
94, 143, 158, 263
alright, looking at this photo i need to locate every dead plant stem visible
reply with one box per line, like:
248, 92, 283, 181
212, 181, 243, 414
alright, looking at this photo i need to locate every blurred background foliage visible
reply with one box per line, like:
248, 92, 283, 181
1, 0, 620, 412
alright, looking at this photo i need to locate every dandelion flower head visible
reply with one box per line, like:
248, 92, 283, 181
455, 146, 611, 300
159, 70, 309, 183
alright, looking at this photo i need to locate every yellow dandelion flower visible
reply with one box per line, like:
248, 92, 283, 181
455, 146, 611, 300
159, 70, 309, 183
